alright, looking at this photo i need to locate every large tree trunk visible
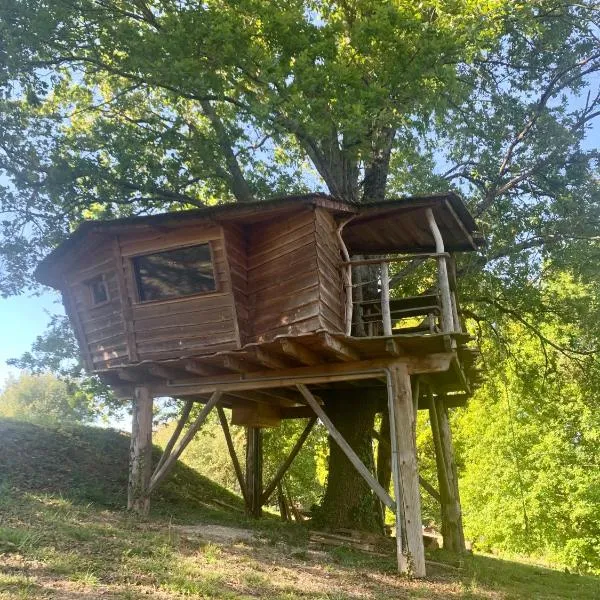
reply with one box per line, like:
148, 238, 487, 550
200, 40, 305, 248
314, 142, 394, 532
315, 391, 383, 532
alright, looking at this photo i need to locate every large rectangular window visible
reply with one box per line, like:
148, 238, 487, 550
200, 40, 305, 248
133, 243, 216, 302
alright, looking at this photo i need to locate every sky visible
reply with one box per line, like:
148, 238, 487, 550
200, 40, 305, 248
0, 290, 63, 387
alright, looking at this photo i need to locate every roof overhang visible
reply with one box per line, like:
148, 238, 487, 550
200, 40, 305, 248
35, 192, 482, 289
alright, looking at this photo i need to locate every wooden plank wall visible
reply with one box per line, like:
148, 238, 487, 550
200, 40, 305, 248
65, 243, 128, 371
247, 208, 322, 342
222, 223, 250, 345
118, 224, 240, 363
65, 209, 347, 372
314, 207, 345, 333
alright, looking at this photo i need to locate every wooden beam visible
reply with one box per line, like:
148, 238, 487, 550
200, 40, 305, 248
147, 364, 182, 381
222, 355, 259, 373
261, 417, 317, 505
184, 359, 224, 377
318, 333, 360, 361
387, 364, 426, 577
279, 339, 321, 366
384, 339, 402, 357
280, 405, 316, 419
148, 356, 454, 398
296, 384, 395, 511
154, 399, 193, 475
251, 348, 291, 370
217, 406, 248, 506
128, 386, 153, 516
425, 208, 454, 335
429, 396, 466, 553
246, 427, 263, 518
118, 368, 145, 383
148, 391, 222, 494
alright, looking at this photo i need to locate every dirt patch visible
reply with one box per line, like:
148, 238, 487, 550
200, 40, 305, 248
172, 523, 259, 544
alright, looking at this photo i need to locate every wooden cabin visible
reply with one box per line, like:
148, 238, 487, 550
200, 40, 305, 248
36, 192, 483, 577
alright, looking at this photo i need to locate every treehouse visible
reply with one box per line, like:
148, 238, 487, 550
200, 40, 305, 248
36, 192, 483, 577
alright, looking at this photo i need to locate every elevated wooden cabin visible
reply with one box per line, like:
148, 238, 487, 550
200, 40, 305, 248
36, 192, 483, 577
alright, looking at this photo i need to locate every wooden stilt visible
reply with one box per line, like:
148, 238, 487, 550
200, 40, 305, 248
429, 395, 466, 553
154, 399, 193, 474
149, 391, 221, 493
297, 384, 395, 511
261, 417, 316, 505
246, 426, 263, 518
217, 406, 249, 506
128, 386, 153, 516
387, 364, 426, 577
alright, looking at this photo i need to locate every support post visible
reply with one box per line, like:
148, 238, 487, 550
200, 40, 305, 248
217, 406, 248, 506
425, 208, 454, 333
149, 391, 222, 494
154, 399, 193, 474
386, 364, 426, 577
128, 386, 153, 516
246, 426, 263, 518
261, 417, 316, 505
297, 384, 395, 511
429, 395, 466, 553
380, 261, 392, 336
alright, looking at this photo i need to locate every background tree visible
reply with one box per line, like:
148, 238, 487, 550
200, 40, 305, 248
0, 372, 102, 423
1, 0, 599, 536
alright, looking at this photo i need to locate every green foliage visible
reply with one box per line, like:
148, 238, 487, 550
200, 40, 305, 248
0, 372, 101, 424
155, 409, 328, 510
453, 316, 600, 573
155, 409, 247, 498
263, 418, 327, 509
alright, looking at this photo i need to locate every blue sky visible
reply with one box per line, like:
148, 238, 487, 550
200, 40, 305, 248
0, 291, 63, 387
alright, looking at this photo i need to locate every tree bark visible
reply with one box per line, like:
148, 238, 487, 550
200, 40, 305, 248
376, 408, 392, 496
315, 390, 383, 532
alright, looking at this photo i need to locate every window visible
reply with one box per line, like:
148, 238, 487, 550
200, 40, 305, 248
133, 243, 216, 302
86, 275, 109, 306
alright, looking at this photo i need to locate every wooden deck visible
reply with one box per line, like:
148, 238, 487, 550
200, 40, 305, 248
99, 329, 480, 415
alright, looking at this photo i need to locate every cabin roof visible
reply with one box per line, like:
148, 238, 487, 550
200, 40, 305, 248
35, 192, 483, 287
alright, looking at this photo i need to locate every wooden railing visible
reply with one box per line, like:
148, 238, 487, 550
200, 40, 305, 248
341, 210, 463, 338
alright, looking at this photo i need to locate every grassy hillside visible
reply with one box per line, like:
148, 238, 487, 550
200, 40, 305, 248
0, 418, 245, 519
0, 418, 599, 600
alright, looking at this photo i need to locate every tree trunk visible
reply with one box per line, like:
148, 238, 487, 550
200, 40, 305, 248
315, 391, 383, 532
377, 408, 392, 495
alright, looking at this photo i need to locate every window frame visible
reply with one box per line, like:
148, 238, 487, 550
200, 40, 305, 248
84, 273, 111, 308
130, 241, 219, 305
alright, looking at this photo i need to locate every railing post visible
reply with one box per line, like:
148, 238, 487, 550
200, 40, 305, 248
380, 261, 393, 336
425, 209, 454, 333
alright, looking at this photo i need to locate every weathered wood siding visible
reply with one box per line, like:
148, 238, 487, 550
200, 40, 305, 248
64, 208, 346, 371
314, 207, 345, 332
64, 242, 127, 371
117, 223, 240, 363
247, 208, 323, 342
222, 223, 250, 345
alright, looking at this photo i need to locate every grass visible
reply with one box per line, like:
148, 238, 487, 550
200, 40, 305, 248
0, 418, 599, 599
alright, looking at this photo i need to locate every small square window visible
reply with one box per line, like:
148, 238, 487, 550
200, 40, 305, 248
86, 275, 109, 306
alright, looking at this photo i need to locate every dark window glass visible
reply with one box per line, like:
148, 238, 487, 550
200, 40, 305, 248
86, 275, 109, 305
133, 243, 216, 302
